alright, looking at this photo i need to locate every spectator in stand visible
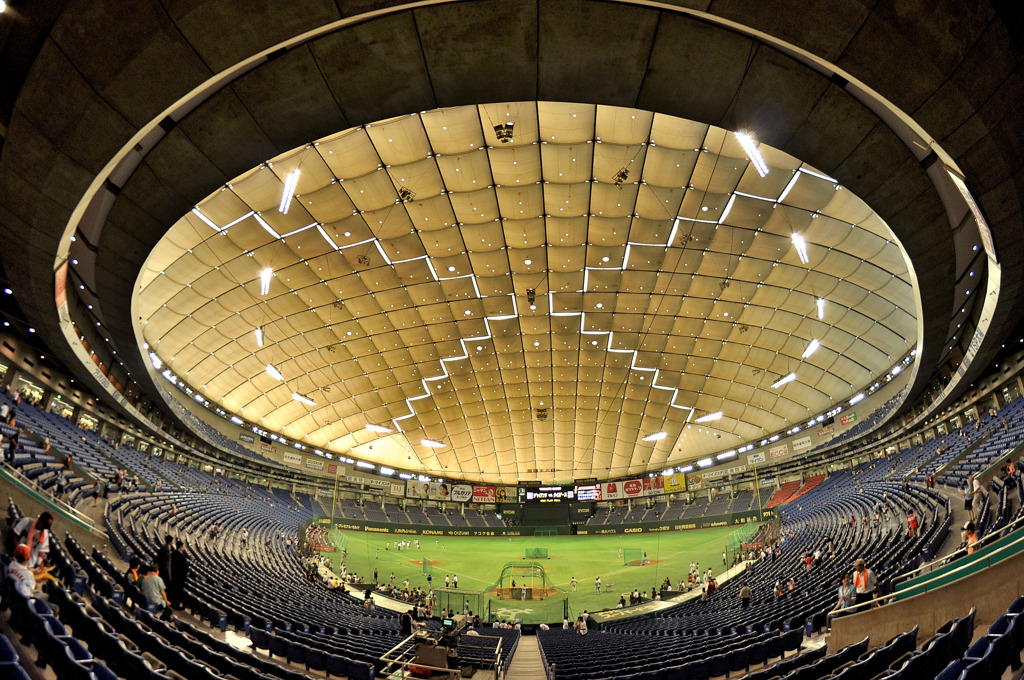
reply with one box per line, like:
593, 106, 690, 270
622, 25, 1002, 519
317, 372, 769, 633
169, 540, 189, 608
965, 474, 980, 522
852, 558, 877, 607
828, 572, 857, 625
140, 564, 174, 620
739, 582, 751, 608
907, 510, 919, 538
11, 512, 53, 567
962, 521, 979, 555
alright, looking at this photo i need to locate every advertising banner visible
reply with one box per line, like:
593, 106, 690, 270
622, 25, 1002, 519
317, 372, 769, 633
575, 484, 602, 501
406, 480, 429, 499
602, 481, 623, 500
840, 412, 858, 426
642, 476, 665, 496
818, 425, 834, 436
238, 433, 255, 444
792, 436, 813, 451
282, 451, 301, 466
389, 482, 406, 497
328, 508, 773, 537
622, 478, 645, 498
328, 464, 339, 475
747, 451, 766, 465
663, 473, 687, 493
472, 485, 496, 503
262, 443, 278, 456
769, 444, 789, 459
494, 487, 515, 503
428, 482, 451, 501
305, 458, 324, 471
450, 484, 473, 503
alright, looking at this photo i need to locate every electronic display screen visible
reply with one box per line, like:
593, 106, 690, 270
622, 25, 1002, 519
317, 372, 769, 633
574, 484, 602, 501
442, 618, 453, 627
524, 485, 575, 502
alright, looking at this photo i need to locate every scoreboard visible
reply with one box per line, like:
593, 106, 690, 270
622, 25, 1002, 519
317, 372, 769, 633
522, 485, 576, 502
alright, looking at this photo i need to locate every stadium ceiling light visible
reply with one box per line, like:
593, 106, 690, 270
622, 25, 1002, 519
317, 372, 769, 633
642, 431, 668, 442
696, 457, 713, 468
292, 392, 316, 407
850, 393, 866, 405
791, 233, 809, 264
680, 465, 694, 473
817, 297, 826, 320
695, 411, 722, 423
422, 439, 445, 448
255, 326, 264, 347
733, 131, 769, 177
265, 364, 284, 381
230, 416, 243, 425
366, 424, 393, 434
379, 466, 395, 476
279, 168, 300, 214
770, 372, 794, 387
355, 461, 375, 469
802, 339, 820, 359
260, 267, 273, 296
717, 450, 737, 460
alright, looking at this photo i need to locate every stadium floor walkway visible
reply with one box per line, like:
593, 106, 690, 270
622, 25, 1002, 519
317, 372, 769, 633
506, 636, 546, 679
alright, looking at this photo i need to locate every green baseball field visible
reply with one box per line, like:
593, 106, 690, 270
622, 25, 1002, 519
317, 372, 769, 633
326, 526, 745, 624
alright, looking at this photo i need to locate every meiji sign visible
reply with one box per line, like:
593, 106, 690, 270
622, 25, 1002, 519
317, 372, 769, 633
747, 451, 767, 465
450, 485, 473, 502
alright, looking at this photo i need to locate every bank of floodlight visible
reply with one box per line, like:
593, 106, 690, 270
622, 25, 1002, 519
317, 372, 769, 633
733, 131, 769, 177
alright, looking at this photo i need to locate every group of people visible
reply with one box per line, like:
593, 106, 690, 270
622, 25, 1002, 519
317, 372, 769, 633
122, 534, 190, 620
5, 513, 56, 601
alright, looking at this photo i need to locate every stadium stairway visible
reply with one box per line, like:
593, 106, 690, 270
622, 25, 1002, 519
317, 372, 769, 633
506, 635, 547, 679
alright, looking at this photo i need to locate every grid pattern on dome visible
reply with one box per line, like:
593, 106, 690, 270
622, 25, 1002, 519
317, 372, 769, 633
135, 102, 915, 483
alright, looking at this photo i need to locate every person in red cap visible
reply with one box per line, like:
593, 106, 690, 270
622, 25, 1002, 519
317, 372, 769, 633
7, 544, 47, 599
10, 512, 53, 568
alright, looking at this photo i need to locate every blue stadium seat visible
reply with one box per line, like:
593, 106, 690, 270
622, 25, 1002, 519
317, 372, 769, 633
324, 653, 348, 678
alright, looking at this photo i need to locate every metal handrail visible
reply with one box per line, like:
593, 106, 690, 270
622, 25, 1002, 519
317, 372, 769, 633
0, 462, 97, 531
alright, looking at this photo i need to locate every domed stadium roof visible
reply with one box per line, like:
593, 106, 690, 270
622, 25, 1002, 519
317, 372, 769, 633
137, 104, 914, 482
0, 1, 1021, 483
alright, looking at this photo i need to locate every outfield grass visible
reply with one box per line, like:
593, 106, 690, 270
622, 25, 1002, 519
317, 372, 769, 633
327, 527, 739, 624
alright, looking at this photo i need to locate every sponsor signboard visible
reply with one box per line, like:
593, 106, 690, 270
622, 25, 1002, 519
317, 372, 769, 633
328, 508, 773, 538
238, 433, 255, 444
327, 464, 339, 475
262, 443, 278, 456
282, 451, 302, 466
389, 482, 406, 497
305, 458, 324, 471
575, 484, 602, 501
407, 480, 429, 499
451, 484, 473, 503
769, 445, 788, 459
818, 425, 834, 436
840, 412, 858, 426
602, 481, 623, 500
472, 485, 496, 503
346, 475, 390, 488
622, 478, 645, 498
642, 476, 664, 496
428, 482, 451, 501
792, 436, 812, 451
495, 487, 516, 503
663, 473, 687, 493
695, 464, 747, 482
747, 451, 766, 465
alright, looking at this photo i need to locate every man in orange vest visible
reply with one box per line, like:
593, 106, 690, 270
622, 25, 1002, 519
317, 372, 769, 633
852, 558, 877, 607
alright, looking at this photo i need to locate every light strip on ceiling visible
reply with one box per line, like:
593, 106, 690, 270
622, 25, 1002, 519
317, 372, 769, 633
733, 131, 769, 177
292, 392, 317, 407
695, 411, 723, 423
253, 213, 281, 239
254, 327, 263, 347
265, 364, 284, 381
696, 457, 713, 468
778, 172, 801, 203
817, 297, 826, 320
642, 432, 668, 442
719, 194, 737, 224
801, 339, 820, 358
421, 439, 445, 448
849, 393, 865, 405
791, 233, 809, 264
191, 207, 222, 232
278, 168, 300, 214
717, 450, 737, 460
366, 424, 393, 434
260, 267, 273, 296
772, 372, 797, 389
